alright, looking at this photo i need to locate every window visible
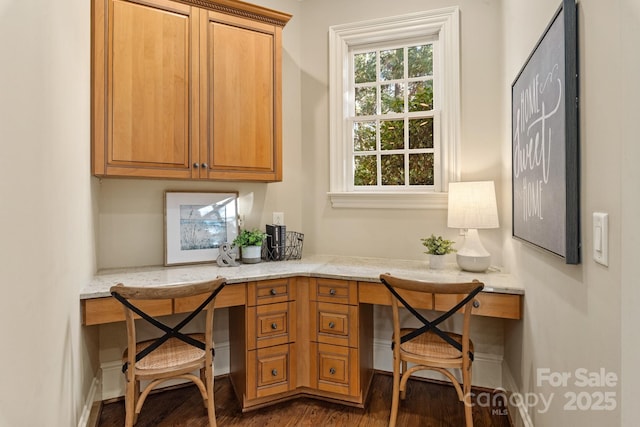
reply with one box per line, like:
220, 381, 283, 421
352, 42, 436, 188
328, 8, 460, 209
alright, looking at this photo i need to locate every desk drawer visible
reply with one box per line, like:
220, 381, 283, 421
313, 278, 357, 305
310, 301, 358, 347
311, 342, 358, 397
82, 297, 172, 325
434, 292, 522, 319
247, 343, 294, 399
358, 281, 433, 309
247, 301, 296, 350
248, 278, 293, 306
174, 284, 246, 312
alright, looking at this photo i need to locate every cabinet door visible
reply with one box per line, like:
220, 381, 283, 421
93, 0, 199, 178
247, 278, 293, 306
310, 301, 359, 348
310, 342, 359, 397
247, 301, 296, 350
312, 278, 358, 305
200, 12, 282, 181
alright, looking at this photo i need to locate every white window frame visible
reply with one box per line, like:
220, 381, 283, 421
328, 7, 460, 209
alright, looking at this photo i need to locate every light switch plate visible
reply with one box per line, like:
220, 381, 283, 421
593, 212, 608, 266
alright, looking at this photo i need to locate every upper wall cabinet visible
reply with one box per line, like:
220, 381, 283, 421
92, 0, 291, 182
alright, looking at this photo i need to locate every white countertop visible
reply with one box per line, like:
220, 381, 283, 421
81, 255, 524, 299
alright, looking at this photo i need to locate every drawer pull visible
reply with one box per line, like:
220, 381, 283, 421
329, 289, 336, 296
271, 369, 278, 376
329, 368, 336, 375
270, 288, 277, 296
473, 300, 480, 309
328, 322, 335, 329
271, 323, 278, 330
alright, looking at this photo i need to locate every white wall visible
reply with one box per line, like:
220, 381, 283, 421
620, 1, 640, 424
501, 0, 632, 425
0, 0, 98, 425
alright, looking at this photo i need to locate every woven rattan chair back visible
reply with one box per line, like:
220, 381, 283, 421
379, 273, 484, 427
110, 277, 226, 427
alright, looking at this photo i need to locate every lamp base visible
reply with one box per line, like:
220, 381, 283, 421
456, 253, 490, 272
455, 228, 491, 272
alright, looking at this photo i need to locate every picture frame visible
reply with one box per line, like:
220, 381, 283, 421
164, 191, 239, 266
511, 0, 580, 264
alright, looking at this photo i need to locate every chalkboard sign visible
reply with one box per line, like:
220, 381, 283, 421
511, 0, 580, 264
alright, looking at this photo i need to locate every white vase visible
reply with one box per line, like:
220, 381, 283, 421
429, 254, 446, 270
241, 245, 262, 264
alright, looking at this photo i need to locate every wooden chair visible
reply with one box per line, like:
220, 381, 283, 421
379, 273, 484, 427
110, 278, 226, 427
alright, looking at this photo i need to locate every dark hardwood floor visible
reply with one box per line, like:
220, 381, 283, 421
98, 373, 512, 426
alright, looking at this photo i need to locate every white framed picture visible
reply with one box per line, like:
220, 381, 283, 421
164, 191, 239, 266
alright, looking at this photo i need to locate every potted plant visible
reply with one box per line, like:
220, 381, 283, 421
420, 234, 456, 270
233, 228, 267, 264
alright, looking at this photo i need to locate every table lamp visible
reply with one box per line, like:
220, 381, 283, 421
447, 181, 499, 272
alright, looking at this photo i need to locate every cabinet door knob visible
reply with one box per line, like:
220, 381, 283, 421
329, 289, 336, 296
271, 323, 278, 330
271, 369, 278, 376
329, 368, 336, 375
473, 300, 480, 309
270, 288, 277, 296
201, 162, 208, 169
328, 322, 335, 329
193, 162, 199, 168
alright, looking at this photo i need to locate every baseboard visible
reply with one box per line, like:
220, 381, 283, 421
373, 338, 503, 389
101, 360, 124, 401
77, 376, 100, 427
101, 341, 231, 400
502, 363, 534, 427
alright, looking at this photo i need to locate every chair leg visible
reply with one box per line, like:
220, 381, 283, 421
124, 378, 136, 427
462, 365, 473, 427
400, 360, 408, 400
389, 356, 401, 427
200, 368, 208, 408
206, 368, 217, 427
133, 380, 142, 425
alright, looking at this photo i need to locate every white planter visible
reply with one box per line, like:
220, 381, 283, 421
241, 245, 262, 264
429, 254, 446, 270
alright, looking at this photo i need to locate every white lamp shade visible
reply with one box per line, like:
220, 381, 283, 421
447, 181, 499, 229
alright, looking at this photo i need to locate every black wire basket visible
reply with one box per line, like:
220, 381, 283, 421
262, 231, 304, 261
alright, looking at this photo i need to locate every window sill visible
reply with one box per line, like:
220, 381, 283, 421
327, 191, 448, 209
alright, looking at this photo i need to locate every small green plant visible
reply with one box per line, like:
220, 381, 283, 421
233, 228, 267, 248
420, 234, 456, 255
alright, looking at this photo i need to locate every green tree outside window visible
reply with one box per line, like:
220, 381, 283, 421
352, 43, 435, 188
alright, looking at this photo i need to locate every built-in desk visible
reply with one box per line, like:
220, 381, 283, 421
81, 255, 523, 409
